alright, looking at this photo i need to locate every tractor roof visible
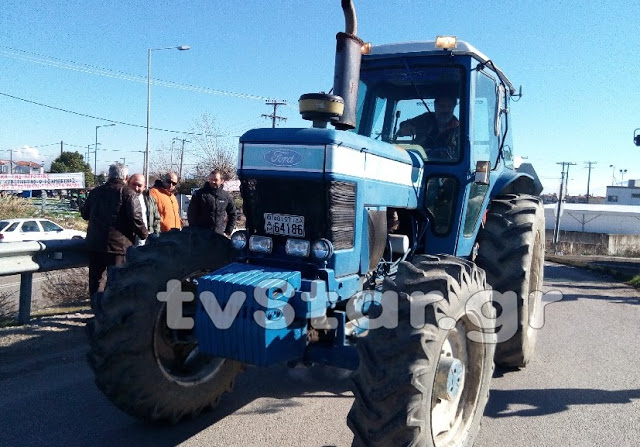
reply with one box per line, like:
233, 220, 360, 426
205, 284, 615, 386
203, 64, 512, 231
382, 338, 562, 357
368, 40, 515, 94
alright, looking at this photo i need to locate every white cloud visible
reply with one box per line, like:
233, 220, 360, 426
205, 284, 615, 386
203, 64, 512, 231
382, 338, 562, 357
16, 146, 42, 162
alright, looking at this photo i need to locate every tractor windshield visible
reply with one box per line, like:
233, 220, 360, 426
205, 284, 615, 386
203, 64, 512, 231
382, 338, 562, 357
355, 64, 465, 163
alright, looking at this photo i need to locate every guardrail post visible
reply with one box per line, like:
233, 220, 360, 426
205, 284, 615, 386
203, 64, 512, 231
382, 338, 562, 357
18, 272, 34, 325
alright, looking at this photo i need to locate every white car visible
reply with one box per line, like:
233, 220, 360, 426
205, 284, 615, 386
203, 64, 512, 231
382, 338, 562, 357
0, 218, 86, 243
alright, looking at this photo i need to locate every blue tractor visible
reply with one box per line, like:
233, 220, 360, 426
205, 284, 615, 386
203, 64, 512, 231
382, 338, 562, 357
87, 1, 545, 445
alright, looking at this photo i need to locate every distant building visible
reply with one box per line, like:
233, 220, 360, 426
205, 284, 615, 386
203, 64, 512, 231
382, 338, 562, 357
0, 160, 10, 174
605, 180, 640, 205
0, 160, 43, 174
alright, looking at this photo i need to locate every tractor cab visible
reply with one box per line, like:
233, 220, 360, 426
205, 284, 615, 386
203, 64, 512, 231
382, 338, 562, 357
353, 37, 518, 255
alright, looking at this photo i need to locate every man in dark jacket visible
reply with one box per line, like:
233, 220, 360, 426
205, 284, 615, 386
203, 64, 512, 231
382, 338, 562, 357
396, 94, 459, 160
187, 169, 237, 236
81, 163, 148, 297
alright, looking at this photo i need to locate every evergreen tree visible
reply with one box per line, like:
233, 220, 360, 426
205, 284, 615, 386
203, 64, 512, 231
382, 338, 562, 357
50, 151, 96, 186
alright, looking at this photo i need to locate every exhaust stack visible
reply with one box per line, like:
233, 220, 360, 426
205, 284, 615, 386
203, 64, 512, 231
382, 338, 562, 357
332, 0, 364, 130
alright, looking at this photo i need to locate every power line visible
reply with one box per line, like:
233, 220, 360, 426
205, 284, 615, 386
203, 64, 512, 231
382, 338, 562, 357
0, 46, 274, 102
1, 91, 207, 136
1, 91, 266, 141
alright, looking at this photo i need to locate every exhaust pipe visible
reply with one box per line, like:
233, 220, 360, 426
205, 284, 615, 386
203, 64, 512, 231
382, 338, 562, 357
332, 0, 364, 130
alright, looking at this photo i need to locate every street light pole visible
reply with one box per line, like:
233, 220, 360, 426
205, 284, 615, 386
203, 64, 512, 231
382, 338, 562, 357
609, 165, 616, 186
145, 45, 190, 187
95, 123, 116, 176
619, 169, 628, 186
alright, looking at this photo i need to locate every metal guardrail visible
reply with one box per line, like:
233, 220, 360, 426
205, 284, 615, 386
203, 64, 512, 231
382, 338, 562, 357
0, 239, 89, 324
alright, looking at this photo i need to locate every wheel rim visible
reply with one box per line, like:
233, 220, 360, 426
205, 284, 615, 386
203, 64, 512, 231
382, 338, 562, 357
431, 317, 486, 446
527, 230, 544, 338
153, 277, 226, 387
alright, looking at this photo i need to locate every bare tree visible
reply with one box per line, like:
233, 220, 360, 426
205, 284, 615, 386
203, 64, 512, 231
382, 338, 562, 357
191, 113, 238, 180
150, 140, 181, 182
149, 113, 239, 183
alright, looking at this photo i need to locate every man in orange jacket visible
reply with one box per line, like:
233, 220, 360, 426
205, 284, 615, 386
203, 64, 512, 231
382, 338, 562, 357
149, 172, 182, 232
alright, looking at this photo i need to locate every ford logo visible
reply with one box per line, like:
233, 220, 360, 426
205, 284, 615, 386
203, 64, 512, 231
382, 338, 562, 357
263, 149, 303, 167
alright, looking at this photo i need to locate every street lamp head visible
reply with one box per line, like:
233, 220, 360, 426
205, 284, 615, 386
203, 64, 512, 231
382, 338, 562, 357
97, 123, 117, 129
177, 45, 190, 51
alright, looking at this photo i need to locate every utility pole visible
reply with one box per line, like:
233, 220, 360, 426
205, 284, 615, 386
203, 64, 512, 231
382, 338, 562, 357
554, 161, 576, 250
585, 161, 596, 204
60, 140, 63, 156
172, 138, 191, 180
261, 99, 287, 128
565, 162, 576, 197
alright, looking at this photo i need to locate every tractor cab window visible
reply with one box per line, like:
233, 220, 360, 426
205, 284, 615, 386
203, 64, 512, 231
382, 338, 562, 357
356, 65, 464, 163
473, 71, 499, 167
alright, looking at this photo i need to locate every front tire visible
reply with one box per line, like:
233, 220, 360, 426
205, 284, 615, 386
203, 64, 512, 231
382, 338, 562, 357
476, 194, 545, 368
348, 255, 495, 447
86, 228, 244, 423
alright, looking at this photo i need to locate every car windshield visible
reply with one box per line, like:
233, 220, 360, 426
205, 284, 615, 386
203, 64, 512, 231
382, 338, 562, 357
355, 64, 464, 163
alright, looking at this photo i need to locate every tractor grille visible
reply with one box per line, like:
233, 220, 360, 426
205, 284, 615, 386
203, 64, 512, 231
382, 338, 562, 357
241, 178, 356, 250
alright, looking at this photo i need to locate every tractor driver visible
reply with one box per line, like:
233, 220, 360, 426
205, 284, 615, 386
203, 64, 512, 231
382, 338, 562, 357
395, 94, 459, 160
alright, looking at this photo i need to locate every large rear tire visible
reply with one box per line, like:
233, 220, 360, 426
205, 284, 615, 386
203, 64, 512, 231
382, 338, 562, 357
86, 228, 244, 423
476, 194, 545, 368
348, 255, 495, 447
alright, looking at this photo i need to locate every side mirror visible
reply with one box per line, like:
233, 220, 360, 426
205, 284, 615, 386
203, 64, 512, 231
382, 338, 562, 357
474, 161, 491, 185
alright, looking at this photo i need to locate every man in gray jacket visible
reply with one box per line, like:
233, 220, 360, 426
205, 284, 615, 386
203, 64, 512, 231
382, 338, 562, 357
128, 173, 161, 244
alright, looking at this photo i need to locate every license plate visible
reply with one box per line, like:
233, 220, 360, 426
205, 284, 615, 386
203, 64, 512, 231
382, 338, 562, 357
264, 213, 305, 237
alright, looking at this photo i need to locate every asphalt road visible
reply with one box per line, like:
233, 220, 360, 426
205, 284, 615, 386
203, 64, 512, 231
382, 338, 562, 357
0, 262, 638, 447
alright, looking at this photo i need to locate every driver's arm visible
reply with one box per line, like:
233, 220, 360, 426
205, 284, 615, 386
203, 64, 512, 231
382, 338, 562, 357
396, 119, 416, 137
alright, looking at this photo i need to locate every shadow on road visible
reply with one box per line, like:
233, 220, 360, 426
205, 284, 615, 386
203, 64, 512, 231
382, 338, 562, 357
485, 387, 640, 418
1, 313, 354, 447
544, 264, 640, 305
80, 364, 353, 447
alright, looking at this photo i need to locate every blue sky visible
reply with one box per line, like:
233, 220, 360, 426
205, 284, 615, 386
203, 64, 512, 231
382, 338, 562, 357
1, 0, 639, 196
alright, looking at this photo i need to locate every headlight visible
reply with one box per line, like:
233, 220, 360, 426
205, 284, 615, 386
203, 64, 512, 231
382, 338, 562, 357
249, 235, 273, 253
312, 239, 333, 260
285, 238, 310, 257
231, 231, 247, 250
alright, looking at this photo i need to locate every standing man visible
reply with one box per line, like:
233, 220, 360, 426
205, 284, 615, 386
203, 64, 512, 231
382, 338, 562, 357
149, 172, 182, 232
81, 163, 148, 297
128, 173, 161, 244
187, 169, 237, 237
